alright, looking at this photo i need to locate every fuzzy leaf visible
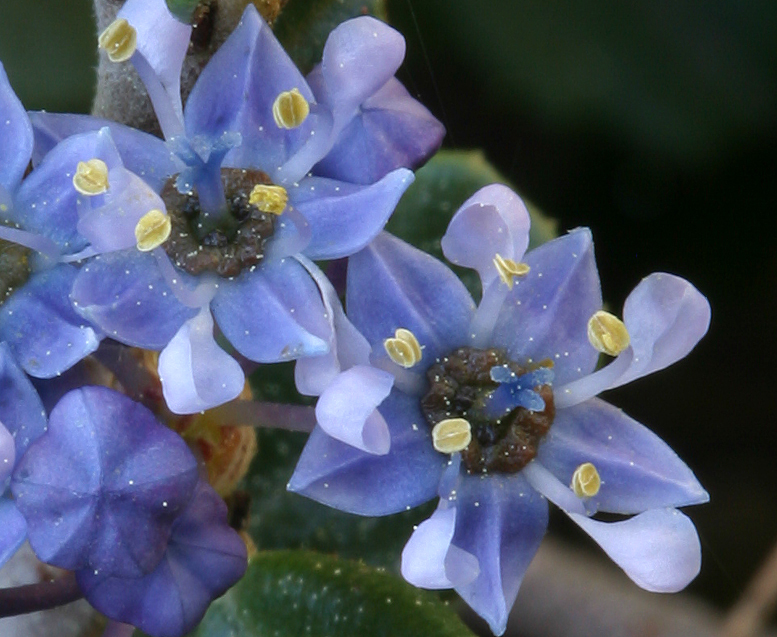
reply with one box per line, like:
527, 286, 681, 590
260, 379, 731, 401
274, 0, 388, 73
190, 550, 475, 637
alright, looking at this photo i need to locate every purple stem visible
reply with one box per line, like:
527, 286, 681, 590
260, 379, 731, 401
0, 572, 83, 618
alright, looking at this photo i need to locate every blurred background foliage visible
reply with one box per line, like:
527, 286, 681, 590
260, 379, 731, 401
1, 0, 776, 619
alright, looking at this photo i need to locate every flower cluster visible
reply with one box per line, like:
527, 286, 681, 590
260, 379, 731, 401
0, 0, 710, 635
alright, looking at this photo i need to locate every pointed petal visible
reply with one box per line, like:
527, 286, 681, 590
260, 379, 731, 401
288, 390, 446, 515
441, 184, 531, 290
293, 168, 414, 260
0, 63, 32, 192
451, 471, 549, 636
489, 228, 602, 386
29, 112, 179, 191
568, 508, 702, 593
211, 257, 329, 362
0, 342, 48, 459
185, 6, 330, 182
537, 398, 708, 514
311, 77, 445, 184
0, 265, 101, 378
158, 309, 245, 414
71, 250, 196, 349
315, 364, 393, 454
347, 232, 475, 364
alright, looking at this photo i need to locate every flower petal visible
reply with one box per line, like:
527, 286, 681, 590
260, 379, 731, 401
71, 250, 196, 349
185, 5, 330, 183
450, 470, 549, 636
158, 308, 245, 414
315, 364, 393, 455
0, 63, 32, 193
567, 508, 702, 593
29, 112, 179, 191
347, 232, 475, 364
211, 257, 329, 363
293, 168, 414, 260
311, 77, 445, 184
537, 398, 708, 514
441, 184, 531, 291
0, 265, 101, 378
12, 387, 199, 577
489, 228, 601, 386
0, 342, 48, 459
76, 480, 247, 637
288, 390, 445, 516
0, 499, 26, 569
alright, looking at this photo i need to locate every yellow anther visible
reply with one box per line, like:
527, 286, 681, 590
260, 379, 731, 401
73, 159, 109, 195
384, 328, 422, 368
249, 184, 288, 215
98, 18, 138, 63
587, 310, 630, 356
432, 418, 472, 454
571, 462, 601, 498
135, 209, 172, 252
272, 88, 310, 129
493, 254, 530, 289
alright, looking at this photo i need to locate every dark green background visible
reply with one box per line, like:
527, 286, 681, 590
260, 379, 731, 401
1, 0, 775, 626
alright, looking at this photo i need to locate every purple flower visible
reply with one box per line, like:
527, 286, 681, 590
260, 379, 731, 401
11, 386, 199, 579
0, 64, 101, 378
28, 3, 432, 414
289, 184, 711, 634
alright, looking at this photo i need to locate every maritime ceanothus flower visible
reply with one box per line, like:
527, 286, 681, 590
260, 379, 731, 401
28, 1, 443, 415
289, 184, 711, 634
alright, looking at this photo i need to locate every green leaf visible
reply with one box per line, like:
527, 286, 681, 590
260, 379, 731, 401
191, 550, 476, 637
165, 0, 200, 23
274, 0, 388, 73
387, 149, 558, 298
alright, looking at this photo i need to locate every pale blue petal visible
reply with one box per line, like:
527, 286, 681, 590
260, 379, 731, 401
0, 343, 47, 459
288, 390, 445, 515
0, 499, 26, 568
347, 232, 475, 364
537, 398, 708, 514
0, 265, 101, 378
441, 184, 531, 291
489, 228, 601, 386
293, 168, 413, 260
0, 63, 32, 193
211, 257, 329, 362
568, 508, 702, 593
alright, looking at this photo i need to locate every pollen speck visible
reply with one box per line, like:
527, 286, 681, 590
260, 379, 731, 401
73, 159, 109, 195
272, 88, 310, 129
571, 462, 601, 498
432, 417, 472, 454
587, 310, 630, 356
135, 209, 171, 252
493, 254, 530, 289
98, 18, 137, 63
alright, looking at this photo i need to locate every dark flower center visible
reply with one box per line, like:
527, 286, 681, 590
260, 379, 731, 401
421, 347, 555, 475
161, 168, 276, 278
0, 236, 31, 306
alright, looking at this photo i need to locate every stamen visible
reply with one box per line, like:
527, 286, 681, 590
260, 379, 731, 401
272, 89, 310, 129
98, 18, 137, 63
571, 462, 601, 498
135, 209, 172, 252
249, 184, 288, 215
73, 159, 109, 196
493, 254, 530, 289
587, 310, 630, 356
431, 418, 472, 454
384, 328, 422, 368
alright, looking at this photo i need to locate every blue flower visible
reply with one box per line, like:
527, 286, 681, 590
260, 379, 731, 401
289, 184, 711, 634
0, 64, 101, 378
28, 3, 434, 414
